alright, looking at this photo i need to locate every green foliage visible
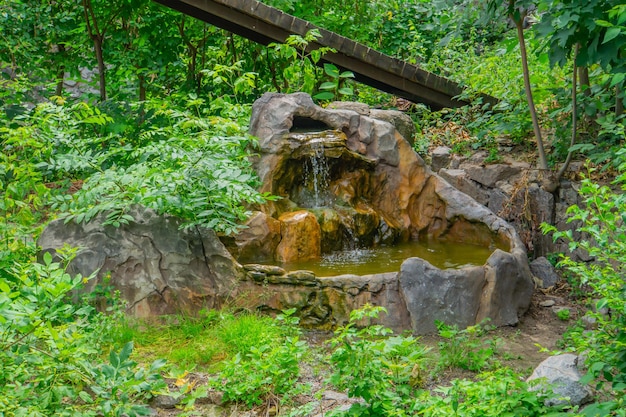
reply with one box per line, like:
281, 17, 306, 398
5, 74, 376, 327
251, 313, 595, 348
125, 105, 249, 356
542, 159, 626, 414
325, 306, 566, 417
123, 309, 289, 372
4, 96, 271, 234
436, 320, 501, 372
535, 0, 626, 73
327, 305, 430, 416
556, 308, 571, 321
0, 251, 165, 416
210, 309, 309, 407
409, 369, 567, 417
268, 30, 334, 95
313, 63, 355, 101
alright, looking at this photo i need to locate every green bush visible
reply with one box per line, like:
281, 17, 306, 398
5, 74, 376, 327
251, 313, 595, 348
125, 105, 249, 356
327, 305, 430, 416
409, 369, 567, 417
2, 96, 274, 235
211, 310, 309, 407
436, 320, 501, 372
542, 157, 626, 415
0, 251, 166, 416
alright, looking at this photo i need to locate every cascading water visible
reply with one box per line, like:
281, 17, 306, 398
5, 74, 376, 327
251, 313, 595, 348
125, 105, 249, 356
302, 137, 332, 208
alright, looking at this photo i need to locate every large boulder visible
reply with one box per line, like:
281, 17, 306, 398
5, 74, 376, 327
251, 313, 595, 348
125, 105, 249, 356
528, 354, 593, 407
38, 206, 243, 316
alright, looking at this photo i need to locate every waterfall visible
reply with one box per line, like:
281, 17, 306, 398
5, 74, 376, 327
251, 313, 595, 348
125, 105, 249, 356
304, 138, 331, 207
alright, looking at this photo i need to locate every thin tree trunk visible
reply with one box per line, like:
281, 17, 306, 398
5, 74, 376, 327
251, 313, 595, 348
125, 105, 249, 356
139, 73, 146, 101
82, 0, 106, 101
513, 12, 548, 170
55, 44, 66, 96
94, 36, 106, 101
578, 66, 590, 97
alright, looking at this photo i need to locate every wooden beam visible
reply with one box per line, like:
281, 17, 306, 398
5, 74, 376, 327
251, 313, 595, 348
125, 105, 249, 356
152, 0, 498, 109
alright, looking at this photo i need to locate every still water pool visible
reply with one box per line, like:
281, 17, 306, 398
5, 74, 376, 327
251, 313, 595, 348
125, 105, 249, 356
278, 240, 503, 277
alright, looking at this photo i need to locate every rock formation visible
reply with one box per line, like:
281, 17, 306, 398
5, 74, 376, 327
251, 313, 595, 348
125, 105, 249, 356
39, 93, 535, 333
232, 92, 534, 333
38, 205, 243, 316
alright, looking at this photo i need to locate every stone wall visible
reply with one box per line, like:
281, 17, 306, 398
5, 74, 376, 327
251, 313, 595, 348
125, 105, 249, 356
431, 147, 587, 261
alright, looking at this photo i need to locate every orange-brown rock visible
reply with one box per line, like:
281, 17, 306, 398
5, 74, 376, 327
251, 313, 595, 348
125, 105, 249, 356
227, 211, 281, 262
275, 210, 321, 263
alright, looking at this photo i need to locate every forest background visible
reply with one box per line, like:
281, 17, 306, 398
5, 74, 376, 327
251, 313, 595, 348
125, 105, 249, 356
1, 0, 625, 416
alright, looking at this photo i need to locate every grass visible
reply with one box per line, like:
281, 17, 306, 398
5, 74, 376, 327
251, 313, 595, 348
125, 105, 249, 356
116, 308, 285, 371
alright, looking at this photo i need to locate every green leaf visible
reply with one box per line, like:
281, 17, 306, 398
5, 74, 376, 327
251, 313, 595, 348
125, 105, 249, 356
603, 27, 621, 44
610, 72, 625, 87
323, 63, 340, 78
338, 87, 353, 96
319, 82, 336, 90
313, 92, 334, 100
120, 341, 134, 362
79, 391, 94, 404
43, 251, 53, 266
595, 19, 613, 28
109, 350, 120, 369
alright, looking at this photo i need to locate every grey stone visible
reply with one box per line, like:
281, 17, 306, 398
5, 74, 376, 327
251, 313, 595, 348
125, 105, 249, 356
463, 163, 523, 188
370, 108, 416, 145
326, 101, 370, 115
399, 249, 533, 334
150, 394, 180, 409
540, 299, 556, 307
439, 168, 489, 206
559, 181, 580, 206
431, 146, 452, 172
528, 354, 593, 407
399, 257, 486, 334
322, 390, 350, 401
530, 257, 559, 288
38, 205, 243, 317
487, 188, 509, 215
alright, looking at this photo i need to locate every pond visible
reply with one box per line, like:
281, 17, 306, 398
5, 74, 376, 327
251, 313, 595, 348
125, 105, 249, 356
276, 239, 503, 277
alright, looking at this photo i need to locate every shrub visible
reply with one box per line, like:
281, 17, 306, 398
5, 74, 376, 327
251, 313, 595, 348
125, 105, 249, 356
542, 158, 626, 415
210, 309, 309, 408
0, 251, 166, 416
327, 305, 430, 416
436, 320, 501, 372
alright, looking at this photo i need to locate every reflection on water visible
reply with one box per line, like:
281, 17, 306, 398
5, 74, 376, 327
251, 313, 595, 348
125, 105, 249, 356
279, 240, 500, 277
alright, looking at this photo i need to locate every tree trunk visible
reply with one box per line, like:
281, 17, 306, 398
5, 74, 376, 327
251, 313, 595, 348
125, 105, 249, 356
578, 66, 590, 97
139, 73, 146, 101
513, 14, 548, 170
94, 36, 106, 101
82, 0, 107, 101
55, 44, 66, 96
